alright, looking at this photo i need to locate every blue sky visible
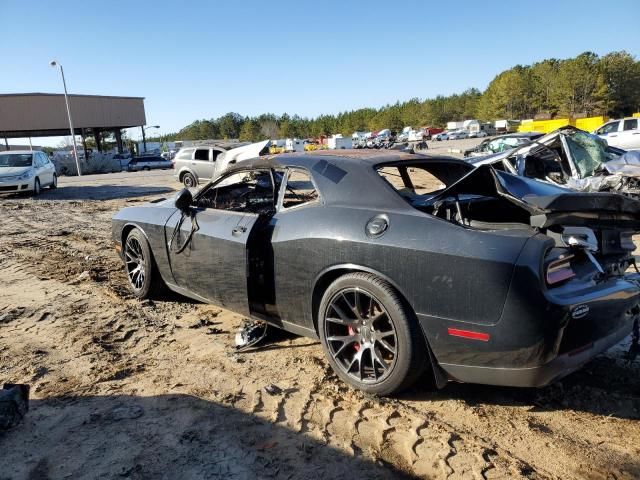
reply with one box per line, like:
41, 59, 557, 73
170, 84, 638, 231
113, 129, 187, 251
2, 0, 639, 146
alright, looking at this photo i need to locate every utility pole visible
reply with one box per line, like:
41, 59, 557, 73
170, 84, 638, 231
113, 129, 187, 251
50, 60, 81, 176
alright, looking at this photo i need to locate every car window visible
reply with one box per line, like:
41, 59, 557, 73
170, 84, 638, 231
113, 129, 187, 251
175, 149, 194, 160
211, 149, 223, 162
623, 119, 638, 131
377, 164, 465, 200
34, 154, 43, 167
194, 148, 209, 161
282, 169, 318, 209
0, 153, 32, 167
196, 169, 275, 214
598, 121, 620, 135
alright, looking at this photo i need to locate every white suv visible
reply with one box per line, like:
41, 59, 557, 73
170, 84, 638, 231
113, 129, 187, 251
594, 117, 640, 150
0, 150, 57, 195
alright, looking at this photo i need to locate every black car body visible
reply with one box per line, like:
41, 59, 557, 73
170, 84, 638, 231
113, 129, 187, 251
112, 150, 640, 394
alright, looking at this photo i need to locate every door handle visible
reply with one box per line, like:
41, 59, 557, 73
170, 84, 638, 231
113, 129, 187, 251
232, 226, 247, 237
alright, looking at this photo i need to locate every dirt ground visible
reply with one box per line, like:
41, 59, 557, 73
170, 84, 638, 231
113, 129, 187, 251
0, 168, 639, 480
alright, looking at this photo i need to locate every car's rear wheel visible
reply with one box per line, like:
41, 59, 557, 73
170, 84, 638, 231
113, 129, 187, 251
124, 228, 164, 299
50, 174, 58, 189
33, 178, 41, 196
318, 272, 428, 395
182, 172, 196, 188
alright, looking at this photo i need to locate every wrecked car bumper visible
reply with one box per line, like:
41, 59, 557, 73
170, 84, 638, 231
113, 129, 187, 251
433, 273, 640, 387
439, 319, 634, 388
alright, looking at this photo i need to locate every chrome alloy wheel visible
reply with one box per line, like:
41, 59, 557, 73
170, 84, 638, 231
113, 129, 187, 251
324, 288, 398, 383
125, 236, 146, 291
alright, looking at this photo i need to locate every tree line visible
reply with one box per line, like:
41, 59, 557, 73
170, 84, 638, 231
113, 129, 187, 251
152, 51, 640, 143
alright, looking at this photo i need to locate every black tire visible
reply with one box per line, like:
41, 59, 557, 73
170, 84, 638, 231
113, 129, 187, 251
143, 166, 151, 171
182, 172, 196, 188
123, 228, 165, 299
50, 174, 58, 189
33, 178, 41, 196
318, 272, 428, 395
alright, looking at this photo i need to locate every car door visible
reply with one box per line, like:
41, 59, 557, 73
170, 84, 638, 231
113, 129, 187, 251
619, 118, 640, 150
41, 153, 56, 183
35, 153, 52, 185
165, 168, 276, 316
595, 120, 621, 147
191, 147, 214, 181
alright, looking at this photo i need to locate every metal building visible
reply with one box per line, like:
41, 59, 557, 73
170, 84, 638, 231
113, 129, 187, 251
0, 93, 147, 153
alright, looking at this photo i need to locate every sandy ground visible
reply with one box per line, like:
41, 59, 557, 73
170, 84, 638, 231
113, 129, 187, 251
1, 162, 639, 480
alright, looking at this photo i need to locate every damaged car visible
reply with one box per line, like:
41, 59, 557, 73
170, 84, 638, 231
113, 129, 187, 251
113, 150, 640, 395
472, 125, 640, 196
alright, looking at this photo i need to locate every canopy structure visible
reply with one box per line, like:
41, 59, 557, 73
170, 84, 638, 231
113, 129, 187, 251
0, 93, 147, 153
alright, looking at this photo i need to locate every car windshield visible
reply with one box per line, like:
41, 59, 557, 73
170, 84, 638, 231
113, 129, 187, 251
564, 131, 614, 178
0, 153, 32, 167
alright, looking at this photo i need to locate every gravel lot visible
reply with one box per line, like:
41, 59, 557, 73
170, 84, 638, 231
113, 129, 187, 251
1, 150, 639, 479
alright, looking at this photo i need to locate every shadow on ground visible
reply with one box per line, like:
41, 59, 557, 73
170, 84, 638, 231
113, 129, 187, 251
401, 338, 640, 421
1, 185, 175, 201
0, 393, 414, 480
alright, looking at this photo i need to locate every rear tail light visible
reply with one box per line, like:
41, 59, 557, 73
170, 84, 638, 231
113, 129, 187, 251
546, 254, 575, 285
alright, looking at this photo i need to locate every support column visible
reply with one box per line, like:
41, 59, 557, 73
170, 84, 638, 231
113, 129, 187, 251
114, 129, 123, 154
94, 129, 102, 153
4, 137, 9, 151
141, 126, 147, 154
81, 128, 89, 160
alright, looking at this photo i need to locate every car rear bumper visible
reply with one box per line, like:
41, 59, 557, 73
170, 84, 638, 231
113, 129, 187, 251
439, 320, 633, 387
424, 272, 640, 388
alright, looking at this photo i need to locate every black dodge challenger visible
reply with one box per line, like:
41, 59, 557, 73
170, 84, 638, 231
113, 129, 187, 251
112, 150, 640, 394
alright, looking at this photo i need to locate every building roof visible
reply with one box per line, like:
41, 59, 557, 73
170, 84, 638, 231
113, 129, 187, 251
0, 93, 146, 138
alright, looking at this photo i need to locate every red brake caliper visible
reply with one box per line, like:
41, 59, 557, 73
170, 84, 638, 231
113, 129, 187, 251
348, 325, 360, 352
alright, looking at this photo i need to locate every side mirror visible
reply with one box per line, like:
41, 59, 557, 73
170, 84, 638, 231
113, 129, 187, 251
175, 188, 193, 211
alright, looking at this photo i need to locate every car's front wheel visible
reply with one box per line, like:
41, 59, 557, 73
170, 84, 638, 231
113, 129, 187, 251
33, 178, 41, 196
124, 228, 164, 299
182, 172, 196, 188
318, 272, 428, 395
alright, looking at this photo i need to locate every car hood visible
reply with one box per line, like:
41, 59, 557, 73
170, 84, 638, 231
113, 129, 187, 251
430, 164, 640, 228
218, 140, 270, 164
602, 150, 640, 177
0, 166, 31, 177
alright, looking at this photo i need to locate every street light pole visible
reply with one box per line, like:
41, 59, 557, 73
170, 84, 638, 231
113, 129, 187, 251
50, 60, 81, 176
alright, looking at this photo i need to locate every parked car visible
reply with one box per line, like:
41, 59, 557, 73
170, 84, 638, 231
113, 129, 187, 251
113, 150, 640, 395
594, 117, 640, 150
468, 130, 489, 138
127, 156, 173, 172
471, 126, 640, 195
447, 130, 469, 140
464, 132, 543, 158
432, 131, 451, 141
173, 141, 270, 188
0, 150, 57, 195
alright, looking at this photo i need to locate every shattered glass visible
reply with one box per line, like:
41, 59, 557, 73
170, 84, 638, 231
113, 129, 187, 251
564, 131, 610, 178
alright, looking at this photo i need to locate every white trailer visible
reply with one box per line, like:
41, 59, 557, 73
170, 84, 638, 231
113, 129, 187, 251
328, 135, 353, 149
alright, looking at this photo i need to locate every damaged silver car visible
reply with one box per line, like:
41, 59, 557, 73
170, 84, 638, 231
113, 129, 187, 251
472, 126, 640, 196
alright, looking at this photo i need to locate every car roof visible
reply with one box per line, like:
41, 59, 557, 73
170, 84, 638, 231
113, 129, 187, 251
225, 150, 473, 210
0, 150, 40, 154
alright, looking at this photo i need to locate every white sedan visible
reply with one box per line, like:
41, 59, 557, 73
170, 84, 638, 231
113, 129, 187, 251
0, 150, 57, 195
447, 130, 469, 140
